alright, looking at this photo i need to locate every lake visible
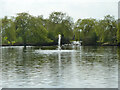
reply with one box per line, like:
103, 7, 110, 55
1, 46, 119, 88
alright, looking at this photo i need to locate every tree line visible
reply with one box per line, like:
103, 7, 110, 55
0, 12, 120, 46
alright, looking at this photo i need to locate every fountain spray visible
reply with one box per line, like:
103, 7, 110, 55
58, 34, 61, 50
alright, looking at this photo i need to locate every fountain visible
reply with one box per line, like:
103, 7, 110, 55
58, 34, 61, 50
35, 34, 75, 54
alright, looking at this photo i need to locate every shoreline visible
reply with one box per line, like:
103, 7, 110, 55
1, 44, 119, 47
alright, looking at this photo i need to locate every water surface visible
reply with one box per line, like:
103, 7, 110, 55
1, 46, 118, 88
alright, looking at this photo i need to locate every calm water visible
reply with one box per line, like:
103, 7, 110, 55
1, 46, 119, 88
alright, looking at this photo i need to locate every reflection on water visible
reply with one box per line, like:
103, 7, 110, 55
118, 47, 120, 89
2, 46, 118, 88
118, 47, 120, 61
0, 46, 2, 90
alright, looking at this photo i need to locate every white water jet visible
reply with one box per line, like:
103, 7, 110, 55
35, 34, 75, 54
58, 34, 61, 50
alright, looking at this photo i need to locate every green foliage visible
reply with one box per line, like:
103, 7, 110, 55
73, 15, 118, 45
0, 19, 2, 45
117, 22, 120, 45
47, 12, 74, 44
16, 37, 23, 43
15, 13, 32, 45
11, 41, 15, 45
95, 15, 117, 44
82, 32, 97, 45
2, 16, 16, 45
74, 18, 98, 45
15, 12, 52, 45
1, 13, 118, 46
117, 47, 120, 60
2, 36, 13, 45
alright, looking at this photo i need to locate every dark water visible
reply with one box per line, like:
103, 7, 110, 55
1, 46, 119, 88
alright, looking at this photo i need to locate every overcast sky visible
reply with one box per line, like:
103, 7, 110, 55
0, 0, 119, 21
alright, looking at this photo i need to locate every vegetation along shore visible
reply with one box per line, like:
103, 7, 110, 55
1, 12, 120, 46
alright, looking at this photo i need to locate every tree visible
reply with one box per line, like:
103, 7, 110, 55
0, 19, 2, 45
95, 15, 117, 45
27, 16, 53, 45
15, 12, 52, 45
74, 18, 97, 45
117, 21, 120, 45
1, 12, 118, 46
2, 16, 16, 45
15, 13, 31, 46
48, 12, 74, 44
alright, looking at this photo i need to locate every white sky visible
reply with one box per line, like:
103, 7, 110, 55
0, 0, 119, 21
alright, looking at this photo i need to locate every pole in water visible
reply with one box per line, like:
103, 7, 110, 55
58, 34, 61, 50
